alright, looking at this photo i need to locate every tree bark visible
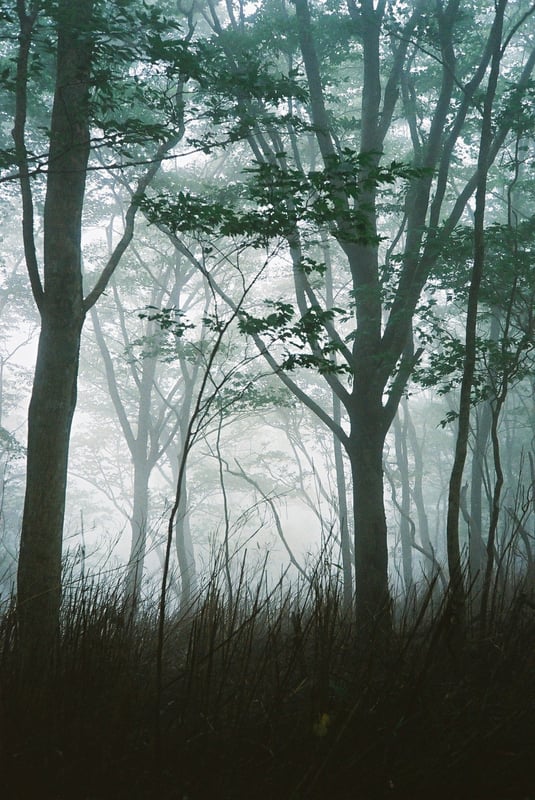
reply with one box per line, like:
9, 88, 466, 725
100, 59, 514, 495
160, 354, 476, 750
349, 395, 391, 631
18, 318, 84, 664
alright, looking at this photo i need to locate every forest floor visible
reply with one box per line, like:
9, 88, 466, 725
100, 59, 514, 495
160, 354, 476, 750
1, 567, 534, 800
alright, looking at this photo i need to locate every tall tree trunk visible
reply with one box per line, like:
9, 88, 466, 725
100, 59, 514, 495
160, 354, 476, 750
333, 395, 353, 611
15, 0, 183, 662
91, 302, 156, 616
404, 399, 439, 578
393, 408, 413, 594
18, 318, 84, 663
349, 398, 390, 631
469, 401, 492, 591
445, 0, 506, 622
175, 466, 196, 610
480, 294, 521, 628
124, 339, 158, 614
125, 456, 150, 614
323, 233, 353, 609
479, 394, 505, 628
469, 312, 500, 594
16, 0, 93, 669
174, 377, 198, 609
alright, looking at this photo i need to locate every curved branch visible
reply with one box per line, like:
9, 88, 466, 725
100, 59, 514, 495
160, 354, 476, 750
83, 128, 185, 311
12, 2, 43, 310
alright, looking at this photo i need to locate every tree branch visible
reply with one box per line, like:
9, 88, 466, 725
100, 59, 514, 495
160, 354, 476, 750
12, 1, 43, 310
83, 129, 184, 311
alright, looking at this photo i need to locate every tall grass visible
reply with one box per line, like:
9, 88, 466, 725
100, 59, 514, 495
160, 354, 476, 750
1, 558, 535, 799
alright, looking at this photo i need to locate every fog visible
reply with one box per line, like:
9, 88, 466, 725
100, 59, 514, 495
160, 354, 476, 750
1, 0, 535, 797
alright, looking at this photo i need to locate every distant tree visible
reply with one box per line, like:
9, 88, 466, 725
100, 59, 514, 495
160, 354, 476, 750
87, 231, 231, 612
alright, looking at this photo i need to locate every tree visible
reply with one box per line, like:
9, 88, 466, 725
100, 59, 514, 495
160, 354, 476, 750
90, 240, 213, 612
143, 0, 535, 630
8, 0, 188, 667
424, 117, 535, 610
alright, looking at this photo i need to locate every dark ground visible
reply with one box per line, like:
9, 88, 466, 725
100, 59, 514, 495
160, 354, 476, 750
1, 576, 534, 799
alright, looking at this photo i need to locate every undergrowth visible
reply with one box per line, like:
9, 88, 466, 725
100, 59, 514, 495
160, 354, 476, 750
1, 564, 534, 800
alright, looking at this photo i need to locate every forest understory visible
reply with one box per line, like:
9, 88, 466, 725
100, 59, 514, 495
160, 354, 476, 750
1, 564, 534, 800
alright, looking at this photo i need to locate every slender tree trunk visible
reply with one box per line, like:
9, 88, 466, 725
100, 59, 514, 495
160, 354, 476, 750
323, 233, 353, 609
174, 385, 197, 609
215, 411, 233, 604
480, 296, 521, 627
469, 401, 492, 590
404, 399, 438, 577
124, 344, 158, 614
394, 408, 413, 594
16, 0, 93, 668
480, 396, 505, 628
125, 456, 150, 614
445, 0, 506, 623
175, 474, 196, 611
333, 396, 353, 611
91, 303, 156, 616
469, 312, 500, 593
